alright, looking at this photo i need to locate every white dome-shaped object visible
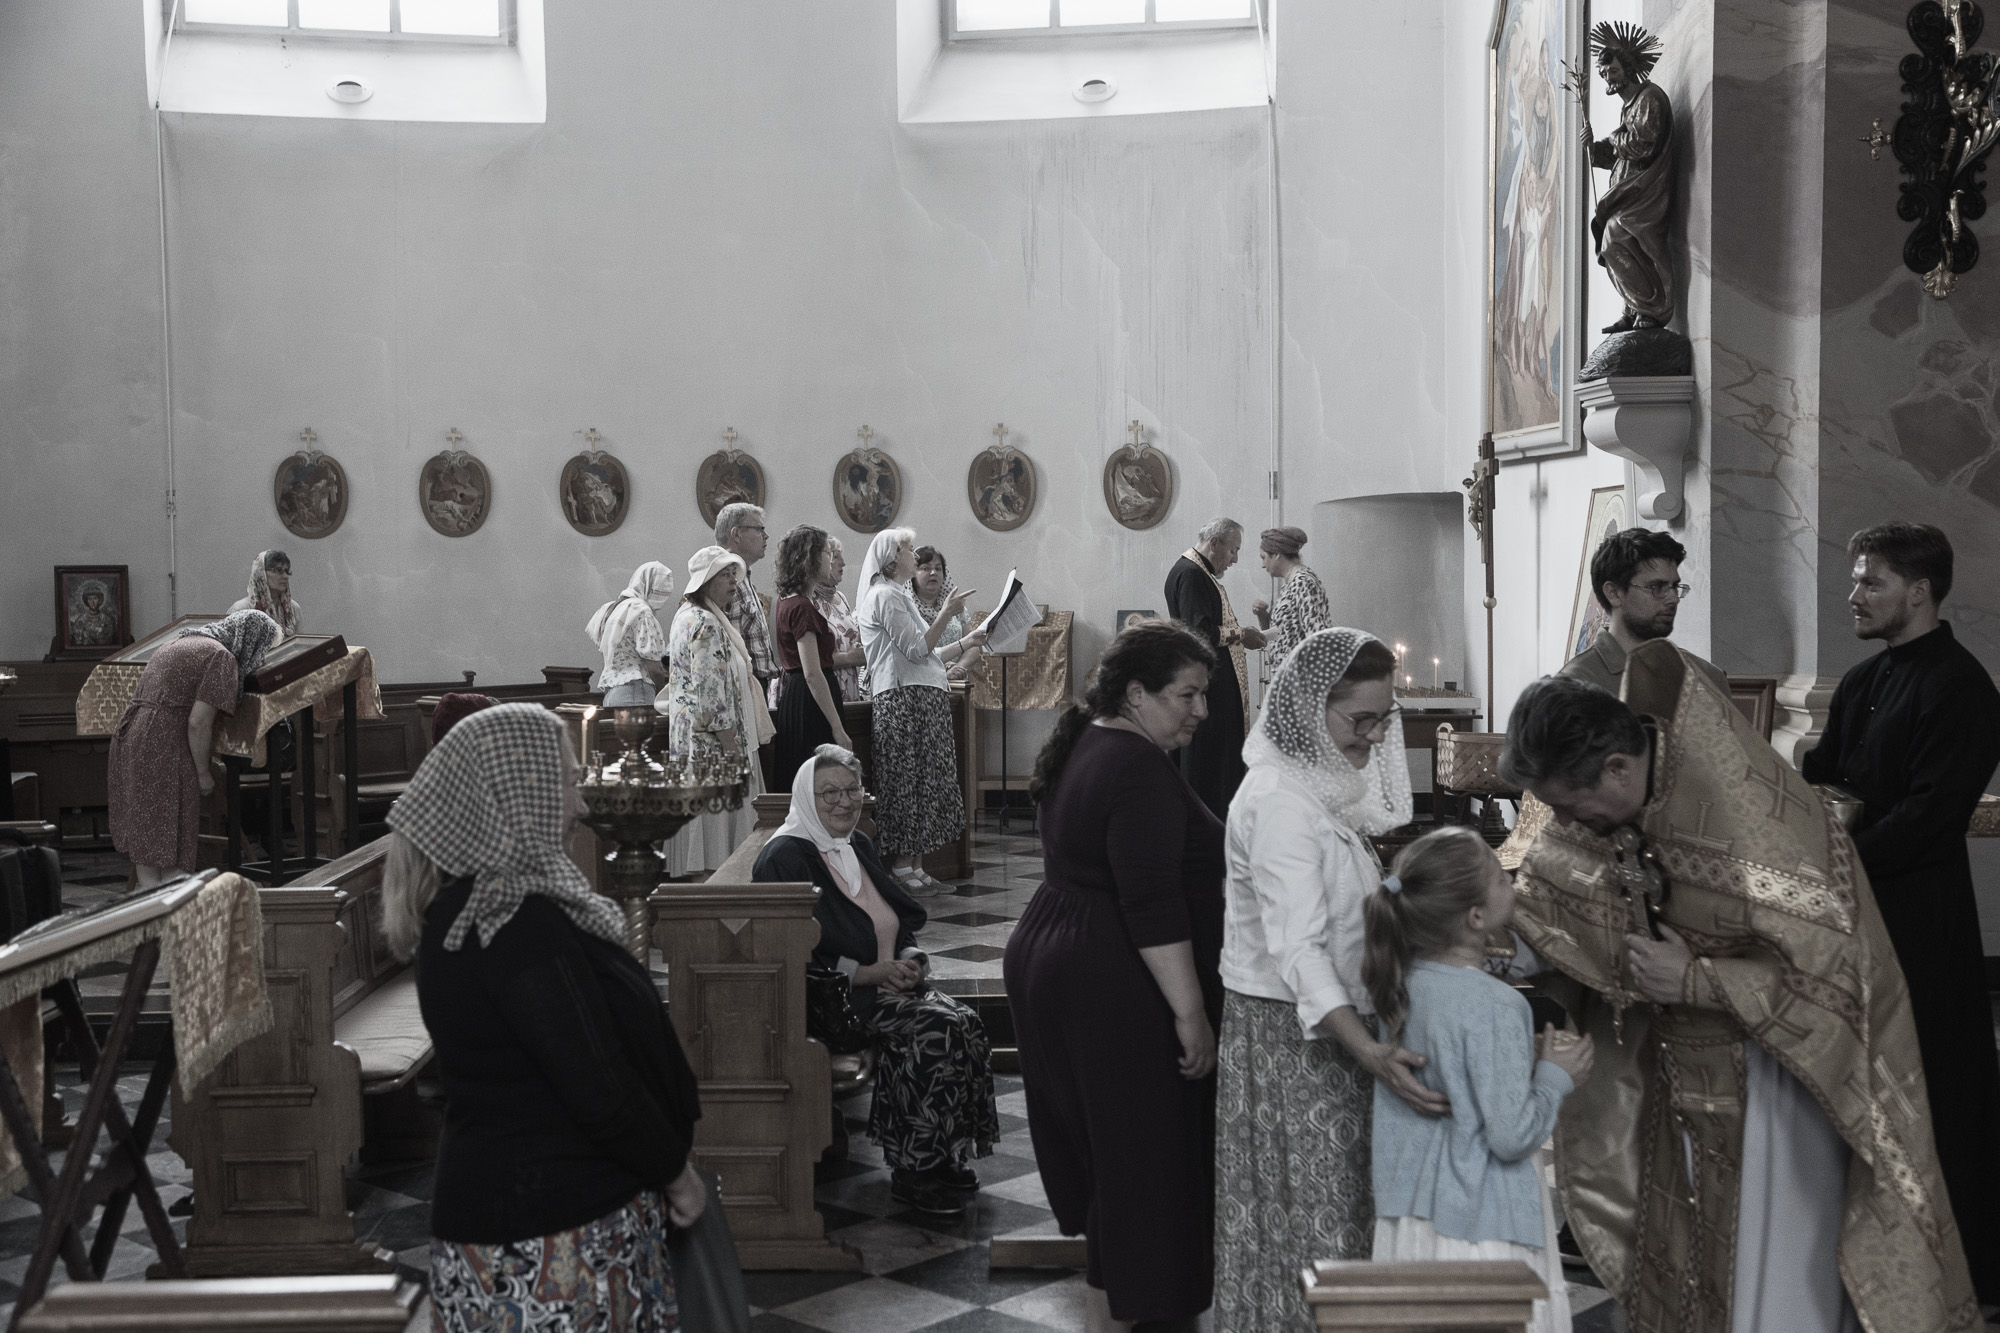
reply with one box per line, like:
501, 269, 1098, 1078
1072, 77, 1116, 104
326, 78, 374, 104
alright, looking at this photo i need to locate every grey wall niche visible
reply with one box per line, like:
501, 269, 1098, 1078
1310, 493, 1468, 688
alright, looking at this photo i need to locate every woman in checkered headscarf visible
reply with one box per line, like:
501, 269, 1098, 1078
383, 704, 718, 1333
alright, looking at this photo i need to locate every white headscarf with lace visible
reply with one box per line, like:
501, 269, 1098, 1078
1243, 627, 1412, 836
585, 560, 675, 673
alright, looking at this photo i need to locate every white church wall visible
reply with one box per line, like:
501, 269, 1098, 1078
3, 0, 1491, 709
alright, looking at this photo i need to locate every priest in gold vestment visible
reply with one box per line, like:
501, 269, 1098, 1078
1494, 643, 1977, 1333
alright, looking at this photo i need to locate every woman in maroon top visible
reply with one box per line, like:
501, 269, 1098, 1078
771, 525, 854, 791
1004, 620, 1225, 1332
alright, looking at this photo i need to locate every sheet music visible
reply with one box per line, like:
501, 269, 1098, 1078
976, 569, 1042, 655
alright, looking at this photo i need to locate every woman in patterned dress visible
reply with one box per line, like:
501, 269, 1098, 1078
1251, 525, 1331, 671
752, 744, 998, 1217
911, 547, 973, 681
662, 546, 771, 876
813, 536, 870, 703
107, 609, 280, 889
383, 705, 708, 1333
854, 529, 986, 896
1213, 628, 1444, 1332
586, 560, 674, 707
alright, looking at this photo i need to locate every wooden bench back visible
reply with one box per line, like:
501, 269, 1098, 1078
18, 1275, 421, 1331
283, 838, 398, 1021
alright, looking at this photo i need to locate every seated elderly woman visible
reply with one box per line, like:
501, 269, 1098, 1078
384, 704, 707, 1332
753, 744, 999, 1216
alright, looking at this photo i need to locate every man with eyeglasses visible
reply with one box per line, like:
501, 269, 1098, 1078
716, 502, 779, 784
1560, 527, 1728, 698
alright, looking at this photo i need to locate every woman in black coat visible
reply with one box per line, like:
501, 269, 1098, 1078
753, 743, 998, 1216
383, 704, 705, 1333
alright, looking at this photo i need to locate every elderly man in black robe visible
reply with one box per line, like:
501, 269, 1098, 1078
1165, 517, 1264, 819
1802, 521, 2000, 1305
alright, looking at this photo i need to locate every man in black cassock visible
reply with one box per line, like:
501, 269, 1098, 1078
1802, 521, 2000, 1304
1165, 518, 1265, 819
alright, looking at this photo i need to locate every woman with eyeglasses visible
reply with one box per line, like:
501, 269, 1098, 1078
752, 744, 998, 1217
1212, 628, 1447, 1333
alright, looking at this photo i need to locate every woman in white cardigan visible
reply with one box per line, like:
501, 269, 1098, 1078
854, 528, 986, 896
1212, 628, 1445, 1333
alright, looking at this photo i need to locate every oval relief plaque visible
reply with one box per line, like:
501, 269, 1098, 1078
1102, 433, 1173, 532
833, 439, 902, 534
968, 445, 1036, 532
560, 449, 630, 536
697, 449, 766, 528
274, 448, 348, 540
419, 443, 491, 538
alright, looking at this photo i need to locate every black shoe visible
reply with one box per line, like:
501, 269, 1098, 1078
891, 1169, 966, 1216
934, 1161, 979, 1192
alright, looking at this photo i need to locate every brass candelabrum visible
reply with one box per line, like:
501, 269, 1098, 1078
578, 704, 747, 965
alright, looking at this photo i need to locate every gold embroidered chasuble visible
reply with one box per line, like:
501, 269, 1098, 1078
1180, 549, 1250, 733
1505, 641, 1978, 1333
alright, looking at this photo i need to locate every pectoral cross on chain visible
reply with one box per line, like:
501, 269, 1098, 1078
857, 424, 874, 450
1127, 419, 1145, 450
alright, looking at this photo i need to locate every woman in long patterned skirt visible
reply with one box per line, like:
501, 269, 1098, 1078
754, 744, 998, 1216
1214, 629, 1445, 1332
854, 528, 986, 897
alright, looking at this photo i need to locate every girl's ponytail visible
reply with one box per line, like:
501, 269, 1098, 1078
1362, 825, 1499, 1040
1362, 885, 1413, 1040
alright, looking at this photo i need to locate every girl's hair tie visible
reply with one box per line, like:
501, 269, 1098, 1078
1382, 874, 1403, 895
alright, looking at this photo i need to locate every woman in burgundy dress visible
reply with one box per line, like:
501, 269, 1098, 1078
771, 525, 853, 791
107, 609, 280, 888
1004, 619, 1224, 1332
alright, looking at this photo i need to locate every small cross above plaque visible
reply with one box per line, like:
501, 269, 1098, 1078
992, 422, 1008, 450
583, 427, 602, 447
1128, 419, 1144, 450
857, 424, 874, 447
445, 426, 464, 448
723, 426, 738, 448
298, 426, 317, 449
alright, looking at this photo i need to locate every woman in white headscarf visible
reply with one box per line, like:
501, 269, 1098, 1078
229, 549, 301, 635
853, 528, 986, 895
586, 561, 675, 708
1212, 628, 1444, 1333
752, 743, 997, 1218
662, 547, 772, 876
382, 704, 709, 1333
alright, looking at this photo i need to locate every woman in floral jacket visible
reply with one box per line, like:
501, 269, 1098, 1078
663, 545, 773, 876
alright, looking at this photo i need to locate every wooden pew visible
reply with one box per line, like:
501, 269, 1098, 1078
1301, 1259, 1547, 1331
18, 1275, 422, 1332
651, 878, 861, 1270
170, 839, 434, 1277
0, 660, 110, 842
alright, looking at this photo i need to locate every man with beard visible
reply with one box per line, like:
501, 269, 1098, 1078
1563, 528, 1726, 698
1496, 657, 1977, 1333
1801, 522, 2000, 1306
